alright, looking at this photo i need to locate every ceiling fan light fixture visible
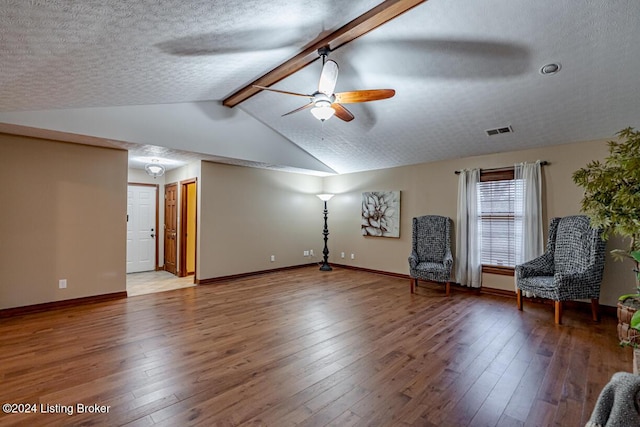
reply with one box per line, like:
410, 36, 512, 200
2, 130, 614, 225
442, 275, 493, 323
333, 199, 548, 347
311, 105, 335, 121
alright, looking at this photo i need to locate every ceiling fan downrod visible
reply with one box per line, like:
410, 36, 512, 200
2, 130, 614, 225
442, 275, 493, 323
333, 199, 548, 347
318, 46, 331, 64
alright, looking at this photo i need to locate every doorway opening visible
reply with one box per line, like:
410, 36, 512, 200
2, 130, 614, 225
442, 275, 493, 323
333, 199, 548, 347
180, 178, 197, 279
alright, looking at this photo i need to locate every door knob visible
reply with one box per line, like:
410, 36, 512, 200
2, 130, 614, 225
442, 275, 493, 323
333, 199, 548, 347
150, 233, 155, 238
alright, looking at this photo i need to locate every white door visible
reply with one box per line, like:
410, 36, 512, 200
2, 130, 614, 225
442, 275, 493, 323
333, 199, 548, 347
127, 185, 157, 273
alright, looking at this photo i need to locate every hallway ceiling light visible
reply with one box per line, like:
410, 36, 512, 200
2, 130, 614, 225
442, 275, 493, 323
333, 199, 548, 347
145, 159, 165, 178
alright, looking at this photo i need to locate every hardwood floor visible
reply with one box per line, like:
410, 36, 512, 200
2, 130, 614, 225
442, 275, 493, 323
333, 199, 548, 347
0, 267, 631, 426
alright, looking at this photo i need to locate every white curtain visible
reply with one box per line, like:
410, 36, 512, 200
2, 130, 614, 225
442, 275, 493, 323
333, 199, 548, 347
514, 161, 544, 296
514, 161, 544, 264
456, 168, 482, 288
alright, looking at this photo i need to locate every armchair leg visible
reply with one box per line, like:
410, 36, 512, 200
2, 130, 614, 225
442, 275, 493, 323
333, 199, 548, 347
554, 301, 562, 325
591, 298, 600, 322
410, 278, 416, 294
445, 281, 450, 297
517, 289, 523, 311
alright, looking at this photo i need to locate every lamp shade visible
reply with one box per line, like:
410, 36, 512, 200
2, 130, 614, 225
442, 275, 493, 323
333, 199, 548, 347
316, 193, 335, 201
310, 105, 335, 121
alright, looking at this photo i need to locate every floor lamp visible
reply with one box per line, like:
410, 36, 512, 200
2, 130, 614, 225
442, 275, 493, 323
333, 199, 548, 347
316, 194, 334, 271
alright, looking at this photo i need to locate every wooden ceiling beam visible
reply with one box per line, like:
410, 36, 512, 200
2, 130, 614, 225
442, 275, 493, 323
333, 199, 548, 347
222, 0, 427, 108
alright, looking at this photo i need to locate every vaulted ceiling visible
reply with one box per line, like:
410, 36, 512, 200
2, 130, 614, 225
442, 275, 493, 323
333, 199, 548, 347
1, 0, 639, 175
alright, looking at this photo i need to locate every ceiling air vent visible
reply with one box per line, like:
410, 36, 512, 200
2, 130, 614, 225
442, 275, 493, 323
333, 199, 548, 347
485, 125, 513, 136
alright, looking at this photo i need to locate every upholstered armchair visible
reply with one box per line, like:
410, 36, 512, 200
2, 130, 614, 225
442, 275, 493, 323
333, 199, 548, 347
408, 215, 453, 295
516, 215, 606, 324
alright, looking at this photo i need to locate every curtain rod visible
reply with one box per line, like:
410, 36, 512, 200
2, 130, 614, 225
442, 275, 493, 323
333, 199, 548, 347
454, 160, 548, 175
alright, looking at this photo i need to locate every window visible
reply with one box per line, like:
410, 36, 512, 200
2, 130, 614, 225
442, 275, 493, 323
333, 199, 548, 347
477, 169, 522, 274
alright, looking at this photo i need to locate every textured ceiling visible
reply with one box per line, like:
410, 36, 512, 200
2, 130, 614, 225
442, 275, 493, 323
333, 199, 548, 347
1, 0, 639, 175
0, 0, 380, 110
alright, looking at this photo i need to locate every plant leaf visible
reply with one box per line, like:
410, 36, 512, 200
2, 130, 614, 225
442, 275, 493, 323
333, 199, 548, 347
631, 310, 640, 330
618, 294, 640, 302
572, 127, 640, 253
611, 249, 635, 262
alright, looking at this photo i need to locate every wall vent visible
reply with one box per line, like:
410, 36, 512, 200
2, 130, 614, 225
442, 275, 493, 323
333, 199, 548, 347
485, 125, 513, 136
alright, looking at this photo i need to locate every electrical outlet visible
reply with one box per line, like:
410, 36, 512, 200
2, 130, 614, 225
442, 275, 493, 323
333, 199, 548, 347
341, 252, 345, 258
59, 279, 67, 289
303, 250, 309, 256
310, 249, 314, 256
350, 253, 355, 260
270, 255, 275, 262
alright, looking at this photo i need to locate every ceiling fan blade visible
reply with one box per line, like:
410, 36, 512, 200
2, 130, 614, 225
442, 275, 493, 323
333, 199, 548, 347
331, 103, 354, 122
334, 89, 395, 104
282, 102, 314, 117
253, 85, 312, 98
318, 60, 339, 95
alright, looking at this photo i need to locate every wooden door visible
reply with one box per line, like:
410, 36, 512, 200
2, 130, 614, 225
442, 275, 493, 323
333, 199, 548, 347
164, 183, 178, 275
126, 184, 157, 273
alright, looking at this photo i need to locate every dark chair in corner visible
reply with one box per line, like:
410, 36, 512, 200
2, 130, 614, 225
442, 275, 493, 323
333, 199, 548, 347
516, 215, 606, 324
409, 215, 453, 295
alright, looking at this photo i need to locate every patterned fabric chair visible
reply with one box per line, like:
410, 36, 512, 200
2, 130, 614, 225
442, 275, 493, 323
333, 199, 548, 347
408, 215, 453, 295
516, 215, 606, 324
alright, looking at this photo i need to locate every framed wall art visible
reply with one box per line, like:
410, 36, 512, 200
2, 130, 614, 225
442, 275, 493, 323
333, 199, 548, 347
361, 191, 400, 237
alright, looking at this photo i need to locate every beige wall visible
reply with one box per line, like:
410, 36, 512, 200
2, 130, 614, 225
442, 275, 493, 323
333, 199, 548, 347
2, 133, 633, 310
198, 161, 323, 279
0, 134, 127, 310
323, 139, 634, 307
128, 168, 165, 186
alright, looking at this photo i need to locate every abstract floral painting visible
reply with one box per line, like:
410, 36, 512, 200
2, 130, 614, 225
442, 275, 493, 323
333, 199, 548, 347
361, 191, 401, 237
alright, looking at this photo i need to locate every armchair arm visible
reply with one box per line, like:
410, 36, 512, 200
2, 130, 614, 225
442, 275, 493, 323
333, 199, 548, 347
516, 251, 554, 278
554, 268, 603, 299
554, 270, 593, 285
408, 252, 419, 269
443, 248, 453, 270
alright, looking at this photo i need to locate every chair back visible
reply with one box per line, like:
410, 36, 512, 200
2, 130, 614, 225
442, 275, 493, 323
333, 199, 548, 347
412, 215, 451, 263
551, 215, 605, 275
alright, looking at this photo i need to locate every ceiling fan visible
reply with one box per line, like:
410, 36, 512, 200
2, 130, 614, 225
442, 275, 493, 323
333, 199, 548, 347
253, 47, 395, 122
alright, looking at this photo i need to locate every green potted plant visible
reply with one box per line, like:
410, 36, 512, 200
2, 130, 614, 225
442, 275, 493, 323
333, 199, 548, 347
572, 127, 640, 352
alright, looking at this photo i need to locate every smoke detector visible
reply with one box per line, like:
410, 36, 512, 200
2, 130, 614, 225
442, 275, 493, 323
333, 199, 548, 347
540, 63, 561, 75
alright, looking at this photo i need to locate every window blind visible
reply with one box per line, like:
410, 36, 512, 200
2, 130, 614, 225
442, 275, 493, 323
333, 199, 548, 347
477, 178, 522, 267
